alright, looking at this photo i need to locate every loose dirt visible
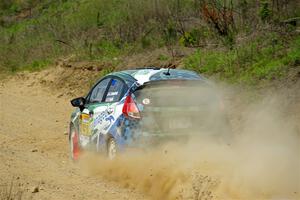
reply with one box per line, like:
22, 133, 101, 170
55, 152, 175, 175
0, 68, 299, 200
0, 74, 148, 200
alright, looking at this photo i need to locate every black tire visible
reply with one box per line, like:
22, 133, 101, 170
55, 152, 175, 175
107, 137, 117, 160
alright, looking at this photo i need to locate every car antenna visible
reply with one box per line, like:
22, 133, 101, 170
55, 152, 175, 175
163, 67, 171, 76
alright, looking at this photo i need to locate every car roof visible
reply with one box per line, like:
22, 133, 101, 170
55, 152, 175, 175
109, 68, 204, 85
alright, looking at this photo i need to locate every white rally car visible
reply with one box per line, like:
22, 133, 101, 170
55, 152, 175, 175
69, 67, 230, 160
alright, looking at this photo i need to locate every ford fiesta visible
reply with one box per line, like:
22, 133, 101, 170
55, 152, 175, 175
69, 68, 230, 160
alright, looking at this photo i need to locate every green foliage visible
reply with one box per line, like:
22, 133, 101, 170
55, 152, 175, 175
223, 32, 236, 49
250, 59, 284, 79
26, 60, 50, 71
184, 35, 299, 83
184, 50, 202, 72
96, 40, 123, 60
158, 54, 169, 61
283, 36, 300, 66
184, 50, 234, 75
97, 66, 116, 82
164, 20, 178, 44
259, 0, 271, 21
179, 29, 202, 47
0, 0, 298, 85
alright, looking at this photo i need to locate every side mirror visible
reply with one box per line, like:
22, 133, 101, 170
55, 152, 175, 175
71, 97, 86, 108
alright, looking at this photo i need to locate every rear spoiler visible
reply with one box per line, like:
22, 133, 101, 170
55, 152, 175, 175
134, 79, 209, 91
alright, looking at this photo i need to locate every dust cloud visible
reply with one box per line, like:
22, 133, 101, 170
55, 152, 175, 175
79, 83, 300, 200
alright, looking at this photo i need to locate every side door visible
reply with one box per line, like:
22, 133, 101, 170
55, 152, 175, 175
80, 77, 127, 145
79, 78, 111, 145
95, 77, 127, 135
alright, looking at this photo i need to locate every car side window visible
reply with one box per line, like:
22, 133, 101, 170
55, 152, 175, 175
104, 79, 125, 103
88, 78, 111, 103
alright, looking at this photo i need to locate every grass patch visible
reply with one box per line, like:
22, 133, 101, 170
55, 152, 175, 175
0, 0, 298, 84
158, 54, 169, 61
184, 35, 300, 84
24, 60, 51, 72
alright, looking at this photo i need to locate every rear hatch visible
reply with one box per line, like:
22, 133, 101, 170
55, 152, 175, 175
133, 80, 223, 137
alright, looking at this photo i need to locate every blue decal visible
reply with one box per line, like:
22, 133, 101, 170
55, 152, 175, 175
106, 115, 115, 123
103, 115, 115, 130
97, 115, 127, 152
94, 111, 109, 126
111, 79, 117, 86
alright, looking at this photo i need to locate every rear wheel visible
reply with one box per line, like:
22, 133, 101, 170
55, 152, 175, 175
70, 127, 80, 161
107, 138, 117, 160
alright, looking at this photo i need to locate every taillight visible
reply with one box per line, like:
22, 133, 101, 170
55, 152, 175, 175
122, 95, 141, 119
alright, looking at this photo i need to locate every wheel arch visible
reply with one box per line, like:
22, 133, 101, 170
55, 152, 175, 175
69, 122, 78, 142
105, 133, 115, 148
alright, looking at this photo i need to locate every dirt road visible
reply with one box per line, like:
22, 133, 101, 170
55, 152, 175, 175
0, 76, 148, 200
1, 70, 299, 200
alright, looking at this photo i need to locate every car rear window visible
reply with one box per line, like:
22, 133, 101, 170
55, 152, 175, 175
149, 69, 201, 81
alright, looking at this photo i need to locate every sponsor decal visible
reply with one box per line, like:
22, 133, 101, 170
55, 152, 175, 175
93, 111, 108, 126
105, 97, 114, 102
107, 107, 114, 114
107, 91, 118, 96
80, 114, 92, 136
93, 109, 116, 132
111, 79, 117, 86
103, 116, 115, 130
